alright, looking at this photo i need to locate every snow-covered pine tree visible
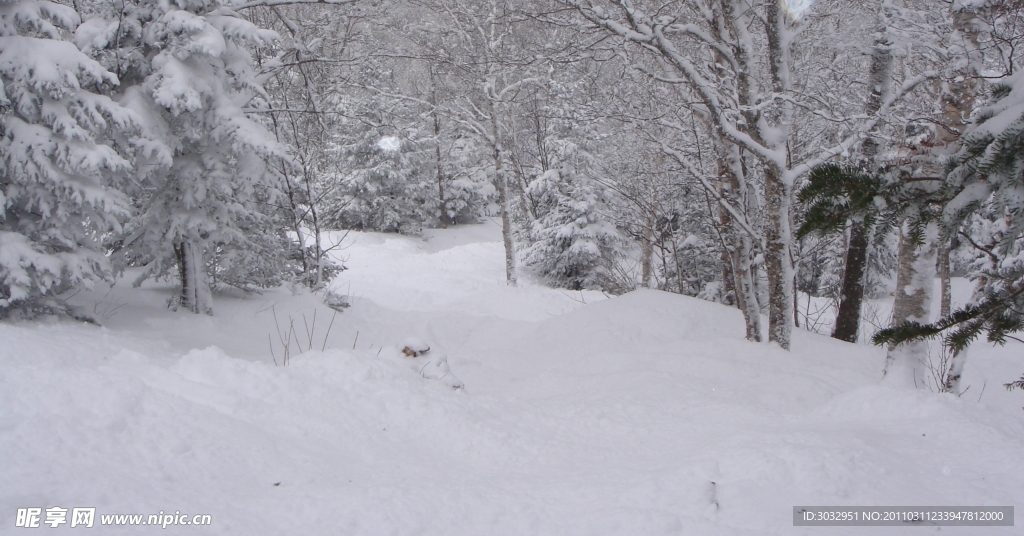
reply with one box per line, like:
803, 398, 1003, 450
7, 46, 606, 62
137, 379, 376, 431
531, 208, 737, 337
328, 130, 434, 234
437, 134, 492, 225
76, 0, 290, 314
0, 0, 137, 317
521, 158, 623, 291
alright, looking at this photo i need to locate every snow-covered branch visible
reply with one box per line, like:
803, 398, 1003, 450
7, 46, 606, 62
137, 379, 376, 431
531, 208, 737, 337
232, 0, 356, 10
660, 143, 764, 245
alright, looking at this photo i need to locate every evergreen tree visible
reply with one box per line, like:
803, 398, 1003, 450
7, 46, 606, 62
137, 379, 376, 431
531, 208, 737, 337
0, 0, 136, 317
77, 0, 290, 314
437, 134, 492, 226
521, 163, 623, 291
327, 131, 433, 234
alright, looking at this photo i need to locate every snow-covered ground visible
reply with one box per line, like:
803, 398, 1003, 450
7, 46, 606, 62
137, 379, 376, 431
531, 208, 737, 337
2, 220, 1022, 535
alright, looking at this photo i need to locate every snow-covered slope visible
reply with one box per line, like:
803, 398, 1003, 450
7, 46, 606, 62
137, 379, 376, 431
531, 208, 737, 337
2, 221, 1022, 535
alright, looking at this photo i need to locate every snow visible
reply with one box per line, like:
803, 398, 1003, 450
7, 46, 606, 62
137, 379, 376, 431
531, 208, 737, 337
376, 135, 401, 152
2, 220, 1023, 534
784, 0, 814, 21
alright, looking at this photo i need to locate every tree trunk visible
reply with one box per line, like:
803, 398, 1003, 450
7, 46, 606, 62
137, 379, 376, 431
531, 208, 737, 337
832, 221, 869, 342
832, 12, 893, 343
764, 166, 794, 349
175, 239, 213, 316
641, 203, 657, 288
721, 247, 736, 306
498, 167, 516, 286
732, 232, 762, 342
301, 169, 324, 288
488, 99, 516, 286
938, 238, 951, 318
434, 111, 449, 229
793, 272, 800, 329
931, 3, 985, 392
943, 278, 983, 393
939, 238, 963, 394
763, 0, 795, 350
641, 229, 653, 289
427, 67, 450, 229
719, 148, 761, 342
883, 222, 939, 388
282, 171, 309, 282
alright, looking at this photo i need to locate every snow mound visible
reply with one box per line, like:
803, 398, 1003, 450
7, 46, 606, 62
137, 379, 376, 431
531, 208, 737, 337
383, 339, 463, 390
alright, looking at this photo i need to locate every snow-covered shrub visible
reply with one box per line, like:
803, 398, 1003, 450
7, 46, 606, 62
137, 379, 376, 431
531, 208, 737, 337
323, 288, 350, 312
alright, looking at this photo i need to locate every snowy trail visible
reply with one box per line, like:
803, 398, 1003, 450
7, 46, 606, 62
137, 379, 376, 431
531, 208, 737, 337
2, 222, 1023, 535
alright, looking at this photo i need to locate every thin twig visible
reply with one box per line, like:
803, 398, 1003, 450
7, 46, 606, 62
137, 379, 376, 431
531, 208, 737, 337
322, 310, 337, 351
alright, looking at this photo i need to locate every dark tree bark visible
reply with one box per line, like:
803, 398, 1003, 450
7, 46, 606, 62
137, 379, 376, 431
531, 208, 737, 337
175, 240, 213, 315
831, 10, 892, 343
831, 221, 869, 342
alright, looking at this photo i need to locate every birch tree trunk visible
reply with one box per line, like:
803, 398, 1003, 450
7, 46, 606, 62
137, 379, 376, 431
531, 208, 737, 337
720, 149, 762, 342
883, 222, 939, 387
930, 3, 986, 392
489, 97, 517, 286
763, 167, 794, 349
887, 1, 983, 388
497, 158, 516, 287
764, 0, 794, 350
942, 277, 983, 393
938, 239, 951, 318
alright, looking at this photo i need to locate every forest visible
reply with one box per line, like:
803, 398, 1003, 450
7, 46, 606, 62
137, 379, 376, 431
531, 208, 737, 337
2, 0, 1024, 393
4, 1, 1024, 533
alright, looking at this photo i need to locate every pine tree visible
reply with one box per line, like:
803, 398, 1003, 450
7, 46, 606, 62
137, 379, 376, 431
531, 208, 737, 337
0, 0, 136, 317
77, 0, 290, 314
437, 134, 492, 226
327, 131, 433, 234
521, 165, 623, 291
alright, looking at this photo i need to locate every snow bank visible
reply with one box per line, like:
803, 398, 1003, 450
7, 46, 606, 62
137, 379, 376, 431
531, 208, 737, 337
3, 224, 1022, 535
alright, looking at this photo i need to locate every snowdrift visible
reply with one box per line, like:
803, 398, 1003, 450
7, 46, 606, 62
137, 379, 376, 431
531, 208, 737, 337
2, 225, 1022, 535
